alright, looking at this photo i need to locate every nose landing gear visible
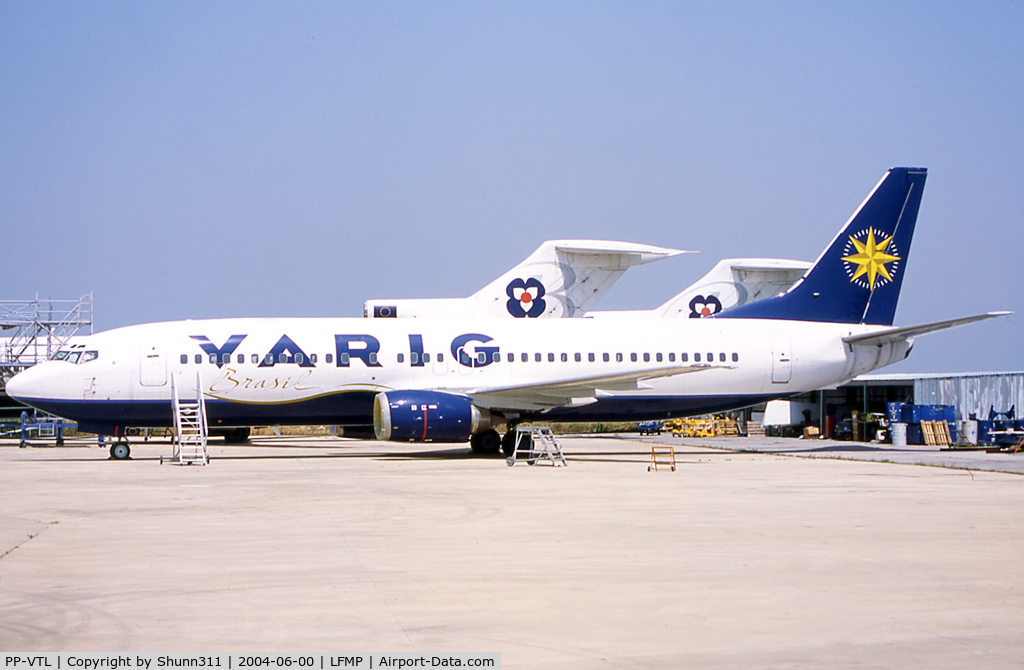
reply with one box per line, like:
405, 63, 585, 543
109, 439, 131, 460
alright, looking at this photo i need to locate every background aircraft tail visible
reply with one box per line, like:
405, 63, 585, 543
717, 167, 927, 325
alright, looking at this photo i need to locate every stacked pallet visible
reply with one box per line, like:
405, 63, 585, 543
921, 420, 952, 446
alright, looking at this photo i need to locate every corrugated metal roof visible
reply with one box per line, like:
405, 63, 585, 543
851, 371, 1024, 383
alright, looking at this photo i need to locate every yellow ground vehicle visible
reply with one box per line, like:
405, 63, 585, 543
664, 416, 740, 438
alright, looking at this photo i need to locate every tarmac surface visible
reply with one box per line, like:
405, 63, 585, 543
1, 432, 1022, 668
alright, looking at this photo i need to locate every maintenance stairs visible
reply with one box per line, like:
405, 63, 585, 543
170, 373, 209, 465
506, 426, 567, 466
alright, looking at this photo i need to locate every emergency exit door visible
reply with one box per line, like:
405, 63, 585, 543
771, 333, 792, 384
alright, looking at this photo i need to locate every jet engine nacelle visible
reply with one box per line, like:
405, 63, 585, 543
373, 390, 493, 443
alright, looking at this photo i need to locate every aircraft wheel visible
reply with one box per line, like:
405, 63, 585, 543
501, 430, 517, 457
512, 432, 534, 463
223, 427, 251, 444
110, 441, 131, 460
470, 429, 502, 454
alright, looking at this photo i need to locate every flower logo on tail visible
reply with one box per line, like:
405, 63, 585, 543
506, 278, 546, 318
688, 295, 722, 318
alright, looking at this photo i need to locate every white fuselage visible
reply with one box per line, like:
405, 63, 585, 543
7, 316, 908, 434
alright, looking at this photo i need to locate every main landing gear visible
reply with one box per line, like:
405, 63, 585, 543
470, 429, 502, 454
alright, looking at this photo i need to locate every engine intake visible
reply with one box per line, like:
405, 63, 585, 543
373, 390, 493, 442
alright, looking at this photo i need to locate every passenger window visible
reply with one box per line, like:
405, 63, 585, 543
310, 354, 317, 364
588, 353, 595, 362
643, 353, 650, 362
493, 352, 500, 363
278, 353, 288, 363
326, 354, 333, 364
410, 352, 419, 364
437, 353, 443, 362
237, 354, 245, 364
631, 353, 638, 362
369, 352, 378, 365
548, 353, 555, 362
181, 354, 188, 364
669, 353, 675, 362
616, 353, 623, 362
682, 353, 688, 362
398, 353, 405, 363
603, 353, 610, 362
560, 353, 568, 362
222, 353, 231, 364
478, 352, 487, 364
719, 353, 726, 362
695, 353, 701, 362
196, 354, 203, 364
732, 353, 739, 362
340, 353, 350, 365
521, 353, 528, 362
656, 353, 663, 362
295, 352, 305, 365
422, 353, 431, 363
508, 353, 514, 362
252, 354, 259, 364
535, 353, 542, 362
264, 354, 273, 365
707, 353, 713, 362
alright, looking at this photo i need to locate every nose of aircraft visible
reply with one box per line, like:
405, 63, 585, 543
5, 365, 42, 403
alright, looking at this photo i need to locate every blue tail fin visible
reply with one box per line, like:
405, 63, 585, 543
717, 167, 927, 325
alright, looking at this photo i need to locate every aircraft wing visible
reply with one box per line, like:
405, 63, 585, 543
842, 312, 1012, 347
466, 363, 730, 411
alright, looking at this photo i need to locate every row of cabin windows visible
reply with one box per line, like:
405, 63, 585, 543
181, 352, 334, 365
181, 351, 740, 366
491, 352, 739, 364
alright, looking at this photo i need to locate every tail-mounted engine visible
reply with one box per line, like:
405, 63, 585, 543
373, 390, 493, 443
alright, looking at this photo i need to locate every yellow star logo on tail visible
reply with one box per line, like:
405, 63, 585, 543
842, 228, 900, 290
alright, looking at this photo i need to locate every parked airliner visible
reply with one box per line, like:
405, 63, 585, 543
364, 238, 811, 320
364, 239, 689, 319
6, 168, 1009, 458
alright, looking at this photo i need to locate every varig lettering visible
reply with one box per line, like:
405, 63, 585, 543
450, 333, 499, 368
259, 334, 315, 368
190, 334, 247, 368
335, 334, 382, 368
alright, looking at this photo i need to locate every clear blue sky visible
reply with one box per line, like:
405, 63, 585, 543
3, 2, 1021, 373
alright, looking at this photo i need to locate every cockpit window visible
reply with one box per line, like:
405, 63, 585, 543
52, 349, 98, 364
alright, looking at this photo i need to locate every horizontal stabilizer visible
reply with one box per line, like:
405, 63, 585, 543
842, 312, 1012, 347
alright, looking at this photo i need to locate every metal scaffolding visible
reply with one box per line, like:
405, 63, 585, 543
1, 293, 93, 385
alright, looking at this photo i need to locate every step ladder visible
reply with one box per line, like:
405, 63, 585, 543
171, 373, 209, 465
648, 445, 676, 471
506, 426, 567, 466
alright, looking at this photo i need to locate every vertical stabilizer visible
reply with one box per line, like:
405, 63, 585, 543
717, 167, 927, 325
